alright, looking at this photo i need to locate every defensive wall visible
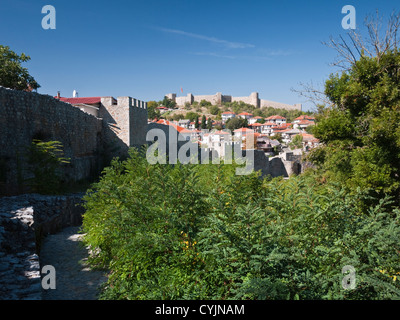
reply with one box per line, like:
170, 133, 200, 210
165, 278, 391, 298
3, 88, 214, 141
0, 87, 147, 195
166, 92, 302, 111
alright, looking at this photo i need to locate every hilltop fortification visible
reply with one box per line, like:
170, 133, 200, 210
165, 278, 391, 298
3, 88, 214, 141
166, 92, 302, 111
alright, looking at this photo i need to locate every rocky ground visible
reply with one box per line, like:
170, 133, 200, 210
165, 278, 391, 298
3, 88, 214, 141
0, 194, 107, 300
39, 226, 108, 300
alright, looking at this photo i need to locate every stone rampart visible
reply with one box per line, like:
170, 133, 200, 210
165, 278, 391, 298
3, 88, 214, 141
167, 91, 301, 111
0, 87, 148, 195
0, 87, 105, 195
0, 193, 84, 299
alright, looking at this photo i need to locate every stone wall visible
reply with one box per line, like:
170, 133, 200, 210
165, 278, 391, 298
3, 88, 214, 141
193, 93, 222, 105
260, 99, 302, 111
231, 92, 259, 108
0, 87, 149, 195
0, 87, 105, 195
167, 91, 301, 111
0, 193, 84, 300
99, 96, 148, 153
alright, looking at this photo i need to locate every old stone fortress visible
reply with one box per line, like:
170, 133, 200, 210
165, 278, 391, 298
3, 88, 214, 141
0, 86, 305, 197
166, 91, 302, 110
0, 86, 305, 299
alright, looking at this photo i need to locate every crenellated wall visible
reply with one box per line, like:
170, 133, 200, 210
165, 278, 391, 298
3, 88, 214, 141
0, 87, 148, 196
166, 91, 301, 111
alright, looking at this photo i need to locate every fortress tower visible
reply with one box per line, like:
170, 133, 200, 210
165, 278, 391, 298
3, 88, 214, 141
99, 96, 148, 149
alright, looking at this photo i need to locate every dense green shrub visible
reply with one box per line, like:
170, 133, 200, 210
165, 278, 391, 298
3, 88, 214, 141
81, 149, 400, 300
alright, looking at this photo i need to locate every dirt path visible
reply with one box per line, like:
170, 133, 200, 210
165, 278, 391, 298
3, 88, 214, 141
39, 226, 108, 300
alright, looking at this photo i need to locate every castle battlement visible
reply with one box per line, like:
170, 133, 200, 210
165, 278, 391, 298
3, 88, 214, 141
0, 87, 149, 195
166, 92, 301, 111
99, 96, 148, 148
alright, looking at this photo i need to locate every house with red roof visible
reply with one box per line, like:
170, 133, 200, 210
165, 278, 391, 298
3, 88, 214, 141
233, 128, 255, 143
55, 96, 105, 117
237, 112, 253, 120
301, 133, 320, 151
260, 121, 277, 135
180, 128, 202, 142
248, 116, 263, 125
293, 119, 315, 130
248, 122, 263, 133
221, 111, 236, 122
155, 119, 185, 133
202, 130, 234, 158
265, 115, 287, 125
293, 115, 315, 123
156, 106, 170, 114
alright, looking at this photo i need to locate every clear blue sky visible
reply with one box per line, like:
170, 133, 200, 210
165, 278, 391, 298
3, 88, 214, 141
1, 0, 398, 111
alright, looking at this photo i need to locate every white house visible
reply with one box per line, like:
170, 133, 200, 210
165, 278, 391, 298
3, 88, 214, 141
248, 116, 263, 125
180, 128, 202, 142
265, 115, 287, 125
221, 111, 236, 122
203, 130, 233, 158
260, 122, 277, 135
237, 112, 253, 120
293, 120, 314, 130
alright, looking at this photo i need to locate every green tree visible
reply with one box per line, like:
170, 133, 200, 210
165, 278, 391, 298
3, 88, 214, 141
225, 117, 247, 131
207, 117, 213, 130
185, 112, 200, 123
201, 115, 207, 129
161, 96, 176, 109
147, 101, 160, 119
199, 99, 211, 107
289, 134, 303, 150
0, 45, 40, 90
208, 105, 220, 115
310, 50, 400, 203
25, 140, 70, 194
170, 113, 184, 121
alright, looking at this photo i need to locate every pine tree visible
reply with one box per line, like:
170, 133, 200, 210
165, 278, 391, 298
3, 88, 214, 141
201, 115, 207, 129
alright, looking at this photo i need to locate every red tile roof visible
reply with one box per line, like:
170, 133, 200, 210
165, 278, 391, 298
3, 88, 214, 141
181, 128, 202, 134
156, 119, 185, 132
296, 120, 314, 125
56, 97, 102, 104
238, 112, 253, 116
234, 128, 254, 133
213, 130, 230, 135
266, 115, 286, 120
275, 123, 292, 129
295, 115, 315, 121
263, 122, 277, 126
222, 111, 235, 115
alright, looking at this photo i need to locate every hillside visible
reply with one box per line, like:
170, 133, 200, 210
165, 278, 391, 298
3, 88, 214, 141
148, 99, 314, 123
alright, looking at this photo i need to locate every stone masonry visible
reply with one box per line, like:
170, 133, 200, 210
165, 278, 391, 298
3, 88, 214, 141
0, 193, 84, 300
166, 92, 302, 111
0, 86, 148, 195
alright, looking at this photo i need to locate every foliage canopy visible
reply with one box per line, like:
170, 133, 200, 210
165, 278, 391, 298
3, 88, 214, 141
0, 45, 40, 91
